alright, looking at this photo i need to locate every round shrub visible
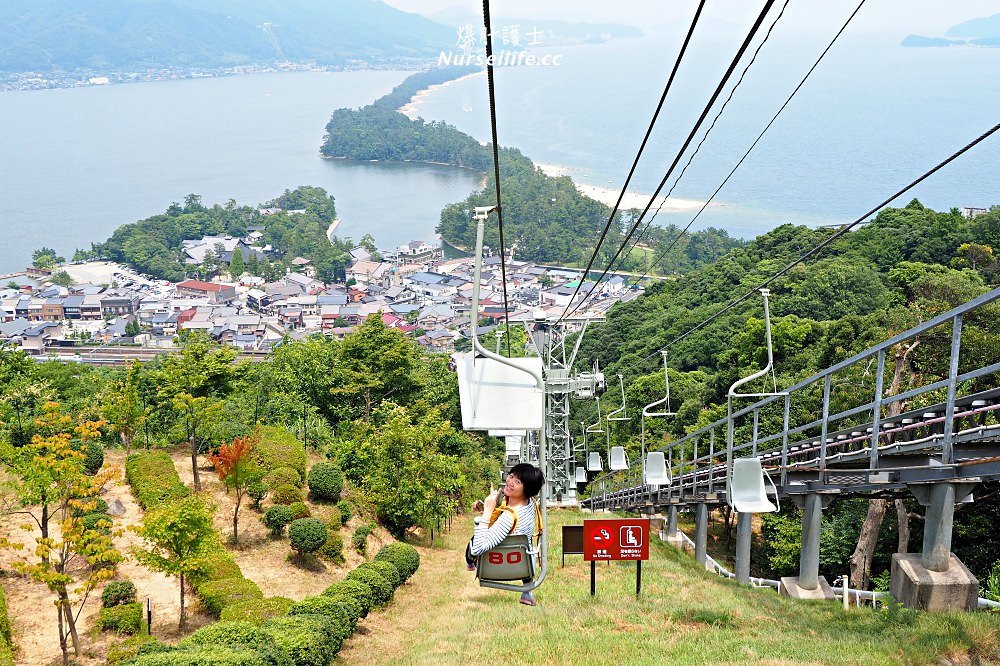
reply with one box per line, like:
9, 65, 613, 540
82, 511, 112, 535
271, 484, 302, 506
306, 462, 343, 502
99, 602, 142, 634
322, 594, 360, 633
72, 497, 109, 516
255, 426, 307, 481
102, 580, 137, 608
288, 518, 327, 555
263, 505, 294, 537
316, 531, 345, 564
264, 466, 303, 490
367, 561, 401, 589
72, 439, 104, 475
288, 596, 351, 639
323, 579, 374, 618
374, 542, 420, 582
336, 499, 351, 524
346, 566, 393, 607
179, 621, 271, 651
288, 501, 310, 520
198, 578, 264, 617
248, 480, 268, 510
221, 596, 294, 625
263, 614, 341, 666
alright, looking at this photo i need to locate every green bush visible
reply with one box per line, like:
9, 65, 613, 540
248, 480, 268, 510
125, 450, 190, 510
189, 550, 244, 592
262, 614, 340, 666
352, 523, 374, 555
367, 560, 401, 589
105, 634, 164, 666
82, 511, 112, 535
337, 499, 351, 524
289, 518, 327, 555
346, 566, 393, 607
264, 466, 303, 490
263, 505, 295, 537
102, 580, 137, 608
288, 501, 310, 520
326, 510, 342, 531
255, 426, 306, 481
287, 596, 351, 639
198, 578, 264, 617
316, 531, 345, 564
271, 484, 302, 506
0, 582, 11, 645
322, 579, 374, 618
0, 641, 12, 666
71, 439, 104, 475
127, 645, 272, 666
71, 496, 108, 516
220, 596, 294, 625
322, 594, 360, 633
179, 621, 273, 652
99, 602, 143, 634
374, 542, 420, 582
306, 462, 343, 502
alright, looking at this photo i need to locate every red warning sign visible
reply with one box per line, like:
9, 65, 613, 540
583, 519, 650, 561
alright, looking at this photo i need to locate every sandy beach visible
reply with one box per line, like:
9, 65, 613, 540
398, 71, 485, 118
327, 217, 343, 241
535, 162, 713, 212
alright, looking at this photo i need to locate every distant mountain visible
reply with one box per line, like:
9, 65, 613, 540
902, 12, 1000, 48
0, 0, 454, 73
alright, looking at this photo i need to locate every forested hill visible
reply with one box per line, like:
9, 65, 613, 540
0, 0, 453, 72
323, 68, 743, 271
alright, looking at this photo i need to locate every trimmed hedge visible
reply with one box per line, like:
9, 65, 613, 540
287, 596, 351, 641
336, 499, 351, 524
105, 635, 164, 666
374, 542, 420, 582
189, 551, 244, 592
82, 511, 112, 535
99, 602, 142, 634
198, 578, 264, 617
271, 484, 302, 506
288, 501, 310, 520
255, 426, 306, 482
367, 560, 401, 589
125, 450, 190, 510
322, 594, 360, 633
288, 519, 327, 555
179, 621, 272, 651
220, 596, 294, 625
306, 462, 343, 502
264, 466, 302, 490
263, 614, 341, 666
102, 580, 137, 608
127, 646, 272, 666
323, 579, 374, 618
346, 566, 393, 607
262, 505, 294, 537
316, 531, 345, 564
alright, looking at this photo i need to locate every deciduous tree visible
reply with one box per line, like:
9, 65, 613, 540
207, 431, 263, 545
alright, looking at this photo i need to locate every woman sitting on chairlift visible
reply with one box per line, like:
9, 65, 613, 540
466, 463, 544, 606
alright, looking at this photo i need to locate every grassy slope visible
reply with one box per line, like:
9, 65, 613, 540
340, 509, 1000, 666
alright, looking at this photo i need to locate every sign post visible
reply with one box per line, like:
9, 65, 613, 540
583, 518, 650, 597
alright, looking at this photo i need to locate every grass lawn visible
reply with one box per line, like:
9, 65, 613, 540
339, 509, 1000, 666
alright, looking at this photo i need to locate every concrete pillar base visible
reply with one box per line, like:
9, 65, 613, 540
890, 553, 978, 612
779, 576, 835, 600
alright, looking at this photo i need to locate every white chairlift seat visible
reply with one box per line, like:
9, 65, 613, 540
587, 452, 603, 472
643, 452, 670, 485
574, 467, 588, 483
456, 353, 543, 431
609, 446, 629, 471
730, 457, 778, 513
476, 534, 537, 582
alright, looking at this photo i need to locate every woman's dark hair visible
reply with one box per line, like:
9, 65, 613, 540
508, 463, 544, 499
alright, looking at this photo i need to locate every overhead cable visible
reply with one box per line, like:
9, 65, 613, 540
556, 0, 709, 323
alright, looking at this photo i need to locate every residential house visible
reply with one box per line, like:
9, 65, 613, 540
100, 291, 143, 318
175, 280, 237, 304
62, 295, 84, 320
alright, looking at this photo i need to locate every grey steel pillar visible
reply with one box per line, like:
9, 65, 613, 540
735, 511, 753, 583
694, 503, 708, 565
921, 483, 956, 572
799, 494, 823, 590
667, 505, 678, 538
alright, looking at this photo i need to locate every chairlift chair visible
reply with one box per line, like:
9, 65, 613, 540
641, 352, 675, 487
729, 457, 779, 513
476, 534, 538, 583
606, 375, 630, 471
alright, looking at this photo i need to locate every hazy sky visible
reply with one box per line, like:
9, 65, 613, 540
382, 0, 999, 36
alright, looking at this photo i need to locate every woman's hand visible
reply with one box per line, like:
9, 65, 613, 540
482, 483, 498, 515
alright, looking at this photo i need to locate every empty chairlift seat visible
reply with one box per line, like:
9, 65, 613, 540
729, 457, 778, 513
609, 446, 629, 471
575, 466, 588, 483
587, 452, 603, 472
476, 534, 537, 582
643, 452, 670, 486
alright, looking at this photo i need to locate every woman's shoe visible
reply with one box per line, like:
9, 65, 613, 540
519, 592, 536, 606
